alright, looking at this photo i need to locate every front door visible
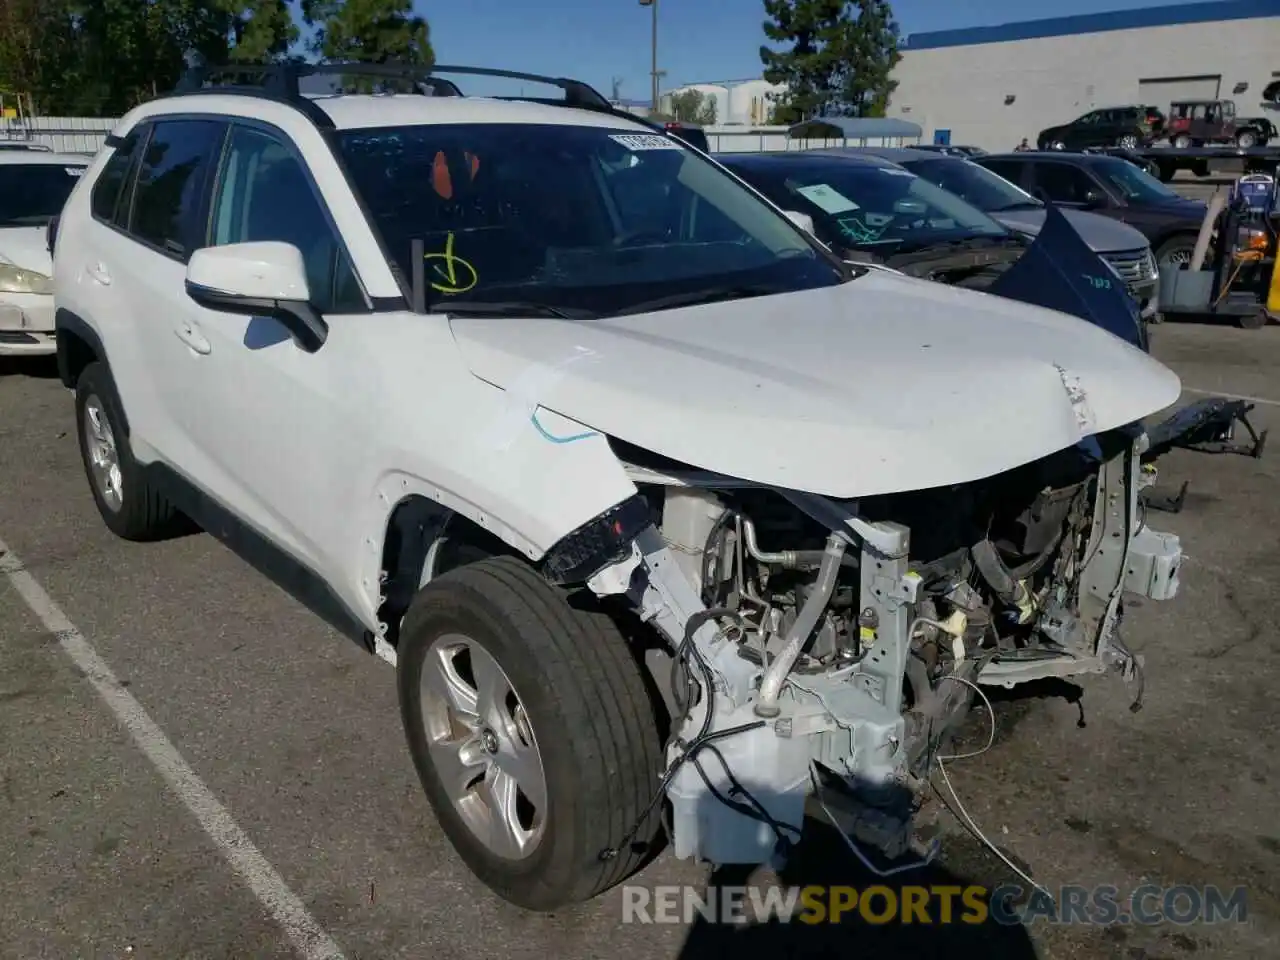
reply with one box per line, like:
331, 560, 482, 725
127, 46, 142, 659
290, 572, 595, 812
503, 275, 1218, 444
171, 121, 373, 582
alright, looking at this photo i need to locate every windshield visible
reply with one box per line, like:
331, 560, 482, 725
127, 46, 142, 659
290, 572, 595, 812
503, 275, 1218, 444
725, 158, 1011, 254
335, 123, 846, 316
1091, 157, 1180, 203
901, 157, 1041, 213
0, 162, 86, 225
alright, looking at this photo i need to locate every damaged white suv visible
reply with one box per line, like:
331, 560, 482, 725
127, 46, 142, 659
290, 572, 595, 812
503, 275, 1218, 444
51, 64, 1185, 911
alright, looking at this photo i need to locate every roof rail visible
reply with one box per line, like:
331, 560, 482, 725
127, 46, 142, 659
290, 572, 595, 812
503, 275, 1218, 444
170, 61, 620, 116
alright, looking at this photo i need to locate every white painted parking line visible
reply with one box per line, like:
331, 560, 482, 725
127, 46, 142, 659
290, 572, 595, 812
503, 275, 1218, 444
0, 537, 347, 960
1184, 387, 1280, 408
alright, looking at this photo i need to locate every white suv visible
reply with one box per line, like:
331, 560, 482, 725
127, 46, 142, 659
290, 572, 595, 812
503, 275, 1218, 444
0, 150, 88, 356
52, 64, 1186, 912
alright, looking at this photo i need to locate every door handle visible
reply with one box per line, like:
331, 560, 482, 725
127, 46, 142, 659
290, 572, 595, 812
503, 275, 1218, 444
174, 320, 211, 355
85, 262, 110, 286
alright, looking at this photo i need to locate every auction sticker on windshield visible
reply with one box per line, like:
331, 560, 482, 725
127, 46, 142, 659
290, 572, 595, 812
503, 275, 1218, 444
610, 133, 682, 151
795, 183, 859, 214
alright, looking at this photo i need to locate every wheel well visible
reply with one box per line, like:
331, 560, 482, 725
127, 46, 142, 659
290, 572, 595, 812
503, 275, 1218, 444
58, 327, 99, 388
375, 496, 519, 648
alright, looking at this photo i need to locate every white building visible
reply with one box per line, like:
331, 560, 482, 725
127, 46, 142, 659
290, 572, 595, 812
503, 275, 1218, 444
660, 78, 787, 126
887, 0, 1280, 150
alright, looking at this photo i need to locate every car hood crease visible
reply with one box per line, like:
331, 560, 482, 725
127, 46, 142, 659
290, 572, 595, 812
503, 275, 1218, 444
448, 271, 1182, 499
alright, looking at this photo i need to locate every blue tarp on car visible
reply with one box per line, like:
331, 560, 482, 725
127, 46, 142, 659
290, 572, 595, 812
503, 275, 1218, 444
988, 202, 1147, 350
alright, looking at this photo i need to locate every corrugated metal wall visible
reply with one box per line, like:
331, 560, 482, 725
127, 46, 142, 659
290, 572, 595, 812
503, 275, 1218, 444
0, 116, 117, 156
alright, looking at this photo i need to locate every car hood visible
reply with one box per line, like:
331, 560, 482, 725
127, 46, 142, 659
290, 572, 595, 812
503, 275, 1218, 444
448, 272, 1182, 499
0, 225, 52, 275
993, 208, 1151, 253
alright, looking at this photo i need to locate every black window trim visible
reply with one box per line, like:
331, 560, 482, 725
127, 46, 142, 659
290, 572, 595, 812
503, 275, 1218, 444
90, 123, 148, 231
205, 116, 375, 316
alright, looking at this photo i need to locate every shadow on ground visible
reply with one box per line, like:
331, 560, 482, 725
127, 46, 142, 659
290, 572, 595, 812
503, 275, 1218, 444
675, 815, 1041, 960
0, 356, 59, 379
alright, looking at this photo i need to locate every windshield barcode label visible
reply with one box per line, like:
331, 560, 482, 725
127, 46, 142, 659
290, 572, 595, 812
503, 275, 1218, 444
609, 133, 682, 151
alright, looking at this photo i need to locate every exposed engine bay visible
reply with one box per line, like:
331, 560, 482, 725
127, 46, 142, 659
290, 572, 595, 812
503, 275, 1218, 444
585, 427, 1183, 869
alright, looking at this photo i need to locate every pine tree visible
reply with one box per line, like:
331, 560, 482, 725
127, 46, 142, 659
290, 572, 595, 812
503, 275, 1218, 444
760, 0, 902, 123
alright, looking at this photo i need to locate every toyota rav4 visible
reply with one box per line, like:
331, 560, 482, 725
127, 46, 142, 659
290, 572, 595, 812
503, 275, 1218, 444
50, 63, 1186, 912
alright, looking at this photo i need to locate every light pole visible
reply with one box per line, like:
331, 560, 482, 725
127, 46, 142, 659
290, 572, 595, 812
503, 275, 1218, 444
639, 0, 660, 113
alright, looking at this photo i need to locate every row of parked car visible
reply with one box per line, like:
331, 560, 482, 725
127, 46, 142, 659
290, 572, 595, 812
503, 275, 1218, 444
704, 143, 1211, 325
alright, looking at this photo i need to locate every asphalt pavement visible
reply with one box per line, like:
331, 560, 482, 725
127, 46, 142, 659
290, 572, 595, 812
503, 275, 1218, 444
3, 217, 1280, 957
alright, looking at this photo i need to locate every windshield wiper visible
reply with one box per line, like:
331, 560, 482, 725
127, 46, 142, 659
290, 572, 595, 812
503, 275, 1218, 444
898, 236, 1022, 255
607, 283, 788, 318
990, 201, 1042, 212
438, 300, 596, 320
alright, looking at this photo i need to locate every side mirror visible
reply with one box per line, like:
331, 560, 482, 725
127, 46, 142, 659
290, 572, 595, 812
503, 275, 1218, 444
783, 209, 816, 234
184, 241, 327, 352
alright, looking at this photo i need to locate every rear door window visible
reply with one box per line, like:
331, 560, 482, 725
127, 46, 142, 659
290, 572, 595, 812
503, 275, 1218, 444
126, 118, 227, 259
979, 158, 1028, 186
1030, 163, 1100, 204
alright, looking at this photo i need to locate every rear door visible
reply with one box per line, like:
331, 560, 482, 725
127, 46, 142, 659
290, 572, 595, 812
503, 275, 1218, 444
111, 117, 230, 477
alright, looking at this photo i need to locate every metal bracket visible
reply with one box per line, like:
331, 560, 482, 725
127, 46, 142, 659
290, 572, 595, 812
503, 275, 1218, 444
1141, 480, 1189, 514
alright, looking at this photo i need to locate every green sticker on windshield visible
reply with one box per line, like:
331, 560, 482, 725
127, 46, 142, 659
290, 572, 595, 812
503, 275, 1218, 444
795, 183, 859, 214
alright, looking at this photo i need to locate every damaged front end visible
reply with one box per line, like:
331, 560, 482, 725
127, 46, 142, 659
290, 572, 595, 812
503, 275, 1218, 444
548, 426, 1182, 870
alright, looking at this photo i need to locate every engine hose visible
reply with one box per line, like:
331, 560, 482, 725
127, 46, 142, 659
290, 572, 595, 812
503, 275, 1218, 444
971, 539, 1017, 601
970, 538, 1038, 622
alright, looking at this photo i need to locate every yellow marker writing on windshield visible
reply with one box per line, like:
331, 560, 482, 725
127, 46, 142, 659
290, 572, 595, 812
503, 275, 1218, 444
424, 232, 478, 294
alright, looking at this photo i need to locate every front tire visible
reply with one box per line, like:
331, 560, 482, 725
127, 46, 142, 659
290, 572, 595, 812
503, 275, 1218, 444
1155, 233, 1199, 272
74, 361, 183, 541
397, 556, 663, 911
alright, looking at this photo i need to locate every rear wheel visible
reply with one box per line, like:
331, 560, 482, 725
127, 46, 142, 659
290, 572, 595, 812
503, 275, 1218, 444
1238, 309, 1269, 330
1117, 133, 1139, 150
74, 361, 184, 541
396, 556, 663, 911
1173, 133, 1193, 149
1236, 129, 1257, 149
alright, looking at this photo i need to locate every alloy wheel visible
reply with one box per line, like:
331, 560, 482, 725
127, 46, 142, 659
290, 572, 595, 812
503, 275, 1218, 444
420, 633, 548, 860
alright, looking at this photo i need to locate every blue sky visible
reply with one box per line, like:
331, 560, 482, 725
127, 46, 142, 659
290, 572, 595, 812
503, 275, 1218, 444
420, 0, 1212, 100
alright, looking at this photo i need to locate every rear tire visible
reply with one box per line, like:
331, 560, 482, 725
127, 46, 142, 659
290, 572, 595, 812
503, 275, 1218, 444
1236, 129, 1257, 149
74, 361, 184, 541
396, 556, 663, 911
1173, 134, 1193, 149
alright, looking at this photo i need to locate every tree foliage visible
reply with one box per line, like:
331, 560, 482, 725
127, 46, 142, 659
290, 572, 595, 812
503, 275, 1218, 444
0, 0, 433, 117
759, 0, 902, 124
301, 0, 432, 65
668, 89, 717, 126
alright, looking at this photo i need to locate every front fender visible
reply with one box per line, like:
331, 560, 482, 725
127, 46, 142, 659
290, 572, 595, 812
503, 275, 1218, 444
351, 404, 639, 622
